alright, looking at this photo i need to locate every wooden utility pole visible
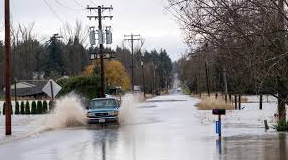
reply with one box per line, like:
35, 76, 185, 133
234, 95, 237, 109
223, 67, 228, 102
277, 0, 286, 121
87, 5, 113, 98
204, 60, 210, 97
4, 0, 11, 135
141, 60, 146, 98
124, 34, 140, 92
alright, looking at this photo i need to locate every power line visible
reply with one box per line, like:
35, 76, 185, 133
53, 0, 83, 11
89, 0, 97, 6
43, 0, 65, 23
72, 0, 86, 9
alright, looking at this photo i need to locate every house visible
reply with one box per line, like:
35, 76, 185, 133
9, 80, 48, 98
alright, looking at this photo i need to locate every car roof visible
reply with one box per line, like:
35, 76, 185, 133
91, 97, 117, 101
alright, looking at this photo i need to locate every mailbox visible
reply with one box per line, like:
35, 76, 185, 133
212, 109, 226, 115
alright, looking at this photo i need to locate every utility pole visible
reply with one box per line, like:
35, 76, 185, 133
124, 34, 140, 92
87, 5, 113, 98
204, 60, 210, 97
277, 0, 286, 121
223, 67, 228, 102
141, 60, 146, 98
4, 0, 11, 135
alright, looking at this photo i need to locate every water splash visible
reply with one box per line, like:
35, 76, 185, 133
118, 94, 140, 125
34, 94, 87, 133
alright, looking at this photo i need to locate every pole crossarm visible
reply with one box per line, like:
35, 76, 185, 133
87, 16, 113, 20
86, 6, 113, 10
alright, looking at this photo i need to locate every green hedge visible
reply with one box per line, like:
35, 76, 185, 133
31, 101, 37, 114
43, 101, 48, 113
2, 102, 13, 115
25, 101, 30, 114
15, 101, 20, 114
37, 101, 43, 114
57, 75, 100, 99
49, 100, 55, 112
20, 101, 25, 114
2, 102, 5, 115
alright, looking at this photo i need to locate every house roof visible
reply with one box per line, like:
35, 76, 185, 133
10, 80, 48, 97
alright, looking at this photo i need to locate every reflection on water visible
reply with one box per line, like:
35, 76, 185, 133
218, 133, 288, 160
90, 129, 119, 160
216, 139, 222, 155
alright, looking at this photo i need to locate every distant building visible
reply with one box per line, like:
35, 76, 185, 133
134, 85, 141, 93
9, 80, 48, 98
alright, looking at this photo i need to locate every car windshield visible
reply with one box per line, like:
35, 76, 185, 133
89, 99, 118, 109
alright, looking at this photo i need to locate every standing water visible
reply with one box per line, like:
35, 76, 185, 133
32, 93, 140, 133
34, 94, 87, 133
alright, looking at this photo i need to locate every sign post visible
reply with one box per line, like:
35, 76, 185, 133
212, 109, 226, 138
42, 79, 62, 99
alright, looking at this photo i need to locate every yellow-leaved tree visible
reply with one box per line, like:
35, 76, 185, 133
83, 60, 131, 91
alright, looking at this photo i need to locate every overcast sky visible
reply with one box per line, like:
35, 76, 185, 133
0, 0, 187, 61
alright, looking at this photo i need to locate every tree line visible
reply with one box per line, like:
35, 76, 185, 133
167, 0, 288, 120
0, 22, 173, 96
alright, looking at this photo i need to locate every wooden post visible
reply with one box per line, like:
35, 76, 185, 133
229, 94, 232, 103
260, 94, 263, 110
238, 94, 241, 110
218, 114, 221, 138
215, 93, 218, 99
50, 81, 54, 101
234, 95, 237, 109
264, 120, 269, 130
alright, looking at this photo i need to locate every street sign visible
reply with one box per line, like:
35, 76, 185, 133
212, 109, 226, 115
42, 79, 62, 98
216, 121, 221, 134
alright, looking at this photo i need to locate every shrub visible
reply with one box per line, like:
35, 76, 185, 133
11, 103, 13, 115
49, 100, 55, 112
37, 101, 43, 114
43, 101, 48, 113
2, 102, 5, 115
2, 102, 13, 115
31, 101, 37, 114
273, 120, 288, 132
20, 101, 25, 114
25, 101, 31, 114
195, 97, 234, 110
57, 76, 100, 99
15, 101, 20, 114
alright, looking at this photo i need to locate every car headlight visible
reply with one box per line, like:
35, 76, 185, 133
108, 111, 118, 116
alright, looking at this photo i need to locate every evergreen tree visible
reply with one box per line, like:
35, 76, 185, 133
31, 101, 37, 114
49, 100, 55, 112
20, 101, 25, 114
25, 101, 31, 114
15, 101, 20, 114
45, 34, 65, 77
37, 101, 43, 114
43, 101, 48, 113
2, 102, 5, 115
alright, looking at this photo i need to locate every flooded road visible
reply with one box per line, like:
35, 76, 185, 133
0, 93, 287, 159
